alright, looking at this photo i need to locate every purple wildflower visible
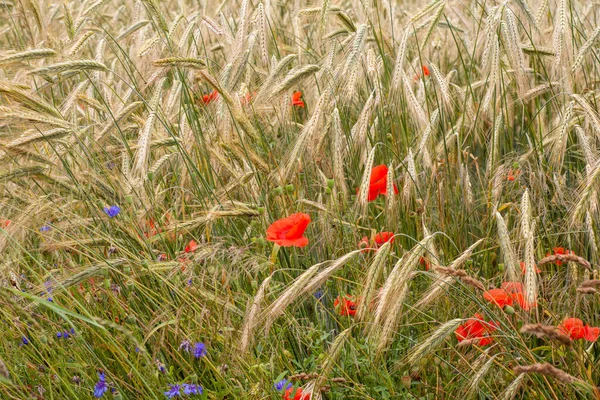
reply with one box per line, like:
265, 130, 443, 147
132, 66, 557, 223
193, 342, 206, 359
93, 372, 108, 398
179, 339, 192, 353
56, 332, 63, 338
164, 384, 181, 398
274, 379, 293, 391
40, 225, 51, 232
103, 205, 120, 218
182, 384, 203, 396
21, 336, 30, 345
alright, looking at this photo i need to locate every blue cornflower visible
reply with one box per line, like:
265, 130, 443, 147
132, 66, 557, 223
155, 359, 166, 373
164, 384, 181, 398
62, 331, 70, 339
314, 288, 324, 300
179, 339, 192, 353
182, 384, 203, 396
21, 336, 30, 345
70, 328, 75, 334
56, 332, 63, 338
94, 372, 108, 398
193, 342, 206, 358
45, 280, 53, 302
106, 161, 116, 170
40, 225, 51, 232
274, 379, 293, 391
103, 205, 120, 218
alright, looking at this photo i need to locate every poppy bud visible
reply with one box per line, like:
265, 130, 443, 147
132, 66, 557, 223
250, 220, 260, 228
512, 162, 520, 169
113, 391, 123, 400
250, 237, 257, 243
40, 335, 48, 344
126, 315, 136, 324
401, 375, 411, 389
256, 237, 266, 246
498, 263, 505, 272
103, 279, 111, 290
327, 179, 335, 189
504, 305, 515, 315
147, 172, 154, 181
125, 194, 133, 204
251, 280, 258, 290
434, 357, 442, 366
285, 184, 294, 193
386, 133, 393, 141
257, 206, 265, 214
325, 187, 332, 195
123, 266, 131, 274
141, 260, 149, 269
273, 186, 283, 195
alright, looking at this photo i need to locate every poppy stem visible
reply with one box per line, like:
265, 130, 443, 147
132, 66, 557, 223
269, 244, 281, 271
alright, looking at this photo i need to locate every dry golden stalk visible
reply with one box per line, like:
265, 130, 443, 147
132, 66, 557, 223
520, 323, 572, 346
578, 279, 600, 288
433, 266, 485, 291
537, 254, 591, 269
513, 363, 580, 384
576, 287, 599, 294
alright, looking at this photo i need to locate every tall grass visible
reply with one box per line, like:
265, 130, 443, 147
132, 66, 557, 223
1, 0, 600, 398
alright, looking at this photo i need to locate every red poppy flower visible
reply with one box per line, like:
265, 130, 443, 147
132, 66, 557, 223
0, 219, 10, 228
291, 91, 305, 107
266, 213, 311, 247
334, 295, 357, 317
185, 240, 198, 253
283, 387, 310, 400
359, 231, 395, 251
500, 281, 523, 294
241, 92, 256, 105
420, 256, 431, 271
497, 281, 536, 310
202, 90, 219, 105
144, 218, 163, 238
483, 288, 513, 308
455, 313, 497, 346
558, 318, 600, 341
507, 169, 520, 181
414, 65, 430, 80
519, 261, 541, 274
356, 165, 399, 202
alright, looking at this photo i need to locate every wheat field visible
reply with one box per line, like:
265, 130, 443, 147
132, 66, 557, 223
1, 0, 600, 398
